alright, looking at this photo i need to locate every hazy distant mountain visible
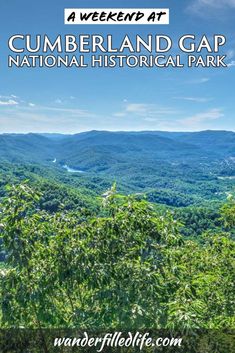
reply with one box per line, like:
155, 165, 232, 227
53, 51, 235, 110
0, 130, 234, 167
0, 133, 55, 163
1, 130, 235, 207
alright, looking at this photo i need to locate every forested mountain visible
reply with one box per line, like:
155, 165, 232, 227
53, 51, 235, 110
0, 182, 234, 335
1, 130, 235, 166
0, 130, 234, 340
0, 133, 56, 163
0, 131, 235, 162
0, 130, 235, 207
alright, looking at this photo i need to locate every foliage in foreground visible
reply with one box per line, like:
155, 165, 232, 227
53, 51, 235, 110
0, 183, 234, 329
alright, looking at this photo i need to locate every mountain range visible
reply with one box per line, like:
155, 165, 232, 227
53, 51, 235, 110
1, 130, 235, 167
0, 130, 235, 206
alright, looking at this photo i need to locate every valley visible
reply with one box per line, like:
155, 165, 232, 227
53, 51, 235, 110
1, 130, 235, 207
0, 129, 234, 332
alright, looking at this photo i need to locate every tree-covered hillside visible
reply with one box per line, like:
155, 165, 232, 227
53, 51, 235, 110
1, 130, 235, 207
0, 183, 234, 331
0, 130, 234, 337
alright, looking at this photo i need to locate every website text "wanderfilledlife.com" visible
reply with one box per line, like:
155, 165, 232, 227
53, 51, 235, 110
54, 332, 182, 351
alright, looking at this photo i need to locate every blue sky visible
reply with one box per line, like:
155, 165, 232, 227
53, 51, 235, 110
0, 0, 235, 133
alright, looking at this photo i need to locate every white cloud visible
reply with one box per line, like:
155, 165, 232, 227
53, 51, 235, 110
0, 94, 18, 99
227, 49, 235, 60
189, 77, 210, 84
144, 118, 159, 122
0, 95, 37, 108
113, 112, 127, 118
0, 99, 19, 106
0, 103, 99, 133
113, 103, 180, 120
227, 60, 235, 67
191, 0, 235, 12
126, 103, 152, 115
37, 105, 96, 118
180, 108, 224, 126
55, 99, 62, 104
173, 96, 212, 103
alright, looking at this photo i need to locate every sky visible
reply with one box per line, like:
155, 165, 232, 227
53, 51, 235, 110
0, 0, 235, 133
